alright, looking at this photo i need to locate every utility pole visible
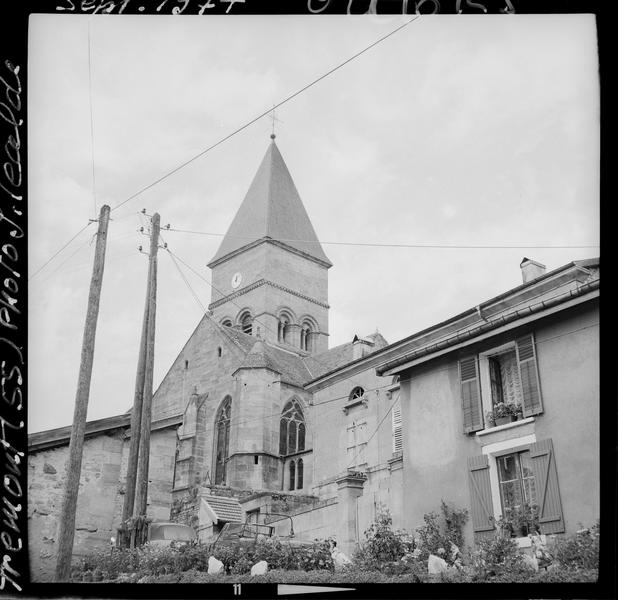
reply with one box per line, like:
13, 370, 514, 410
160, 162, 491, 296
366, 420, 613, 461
55, 204, 111, 582
133, 213, 160, 529
120, 220, 154, 545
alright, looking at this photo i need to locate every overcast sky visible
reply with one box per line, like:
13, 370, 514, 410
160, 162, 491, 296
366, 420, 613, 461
27, 14, 599, 433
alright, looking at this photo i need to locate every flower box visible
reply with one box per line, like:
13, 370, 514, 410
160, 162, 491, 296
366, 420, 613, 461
486, 402, 523, 428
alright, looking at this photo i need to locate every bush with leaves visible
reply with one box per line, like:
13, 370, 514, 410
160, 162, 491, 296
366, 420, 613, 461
553, 521, 599, 570
471, 535, 530, 579
73, 546, 142, 581
414, 500, 468, 565
354, 506, 414, 569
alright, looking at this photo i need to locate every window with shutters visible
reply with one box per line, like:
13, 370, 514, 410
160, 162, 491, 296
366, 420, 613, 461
496, 450, 537, 528
459, 334, 543, 434
468, 437, 564, 542
391, 391, 403, 455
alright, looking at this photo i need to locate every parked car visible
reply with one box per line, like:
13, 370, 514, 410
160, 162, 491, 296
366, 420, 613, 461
147, 522, 197, 547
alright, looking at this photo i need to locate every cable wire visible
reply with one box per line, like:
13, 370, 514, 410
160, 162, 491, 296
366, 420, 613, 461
165, 227, 599, 250
87, 18, 98, 218
110, 15, 420, 212
28, 221, 94, 281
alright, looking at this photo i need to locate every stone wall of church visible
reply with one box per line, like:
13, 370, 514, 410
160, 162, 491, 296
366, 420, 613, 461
151, 316, 244, 422
228, 367, 288, 490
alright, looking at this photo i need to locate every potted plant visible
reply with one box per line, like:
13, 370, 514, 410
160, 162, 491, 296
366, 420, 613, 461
486, 402, 523, 427
499, 503, 540, 537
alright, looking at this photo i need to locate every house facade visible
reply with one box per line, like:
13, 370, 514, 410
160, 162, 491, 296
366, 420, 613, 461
374, 257, 599, 544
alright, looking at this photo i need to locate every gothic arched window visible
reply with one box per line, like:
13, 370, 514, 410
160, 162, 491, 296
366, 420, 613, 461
289, 460, 296, 491
279, 399, 306, 456
221, 319, 233, 328
214, 397, 231, 485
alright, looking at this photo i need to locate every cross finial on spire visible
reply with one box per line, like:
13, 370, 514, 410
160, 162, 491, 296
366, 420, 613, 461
269, 105, 282, 140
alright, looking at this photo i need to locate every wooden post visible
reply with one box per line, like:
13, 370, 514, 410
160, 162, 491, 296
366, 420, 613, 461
55, 205, 111, 582
120, 235, 153, 543
134, 213, 160, 520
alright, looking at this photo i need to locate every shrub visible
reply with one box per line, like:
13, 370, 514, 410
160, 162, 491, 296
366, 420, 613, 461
414, 500, 468, 565
74, 546, 142, 581
471, 535, 530, 579
553, 521, 599, 570
355, 506, 414, 568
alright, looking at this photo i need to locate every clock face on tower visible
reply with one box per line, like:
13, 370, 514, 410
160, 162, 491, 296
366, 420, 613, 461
231, 272, 242, 289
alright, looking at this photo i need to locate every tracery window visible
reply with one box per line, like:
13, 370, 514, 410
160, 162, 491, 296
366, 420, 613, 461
279, 399, 306, 455
214, 397, 231, 485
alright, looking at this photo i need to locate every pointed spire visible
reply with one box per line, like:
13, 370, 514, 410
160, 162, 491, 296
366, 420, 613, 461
208, 140, 332, 268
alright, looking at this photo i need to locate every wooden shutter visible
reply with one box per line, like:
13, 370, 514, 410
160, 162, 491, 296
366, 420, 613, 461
459, 357, 484, 433
467, 454, 495, 539
392, 394, 403, 454
516, 334, 543, 416
529, 439, 565, 534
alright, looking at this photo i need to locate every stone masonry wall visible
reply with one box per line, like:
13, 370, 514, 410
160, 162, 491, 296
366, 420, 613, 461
28, 431, 125, 582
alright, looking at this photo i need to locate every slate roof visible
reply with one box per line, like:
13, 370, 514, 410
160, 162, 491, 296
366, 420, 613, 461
231, 330, 390, 386
203, 495, 243, 523
208, 140, 332, 268
235, 338, 313, 387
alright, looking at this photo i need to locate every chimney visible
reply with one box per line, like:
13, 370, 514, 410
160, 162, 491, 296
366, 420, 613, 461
520, 257, 546, 284
352, 335, 373, 360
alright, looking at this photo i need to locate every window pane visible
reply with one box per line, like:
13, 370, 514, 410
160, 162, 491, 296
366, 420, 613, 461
289, 461, 296, 491
280, 419, 287, 455
500, 480, 523, 513
497, 454, 519, 483
297, 459, 304, 489
288, 421, 297, 453
518, 451, 536, 505
489, 357, 504, 406
298, 423, 305, 452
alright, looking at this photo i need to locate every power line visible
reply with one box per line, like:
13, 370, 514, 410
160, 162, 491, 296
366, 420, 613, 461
87, 18, 97, 218
110, 15, 420, 213
28, 221, 94, 281
165, 227, 599, 250
162, 240, 207, 313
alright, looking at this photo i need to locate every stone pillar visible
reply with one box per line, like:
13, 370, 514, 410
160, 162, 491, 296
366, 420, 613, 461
335, 472, 366, 558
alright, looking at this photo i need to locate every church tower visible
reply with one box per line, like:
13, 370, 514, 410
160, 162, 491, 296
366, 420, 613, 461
207, 137, 332, 354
